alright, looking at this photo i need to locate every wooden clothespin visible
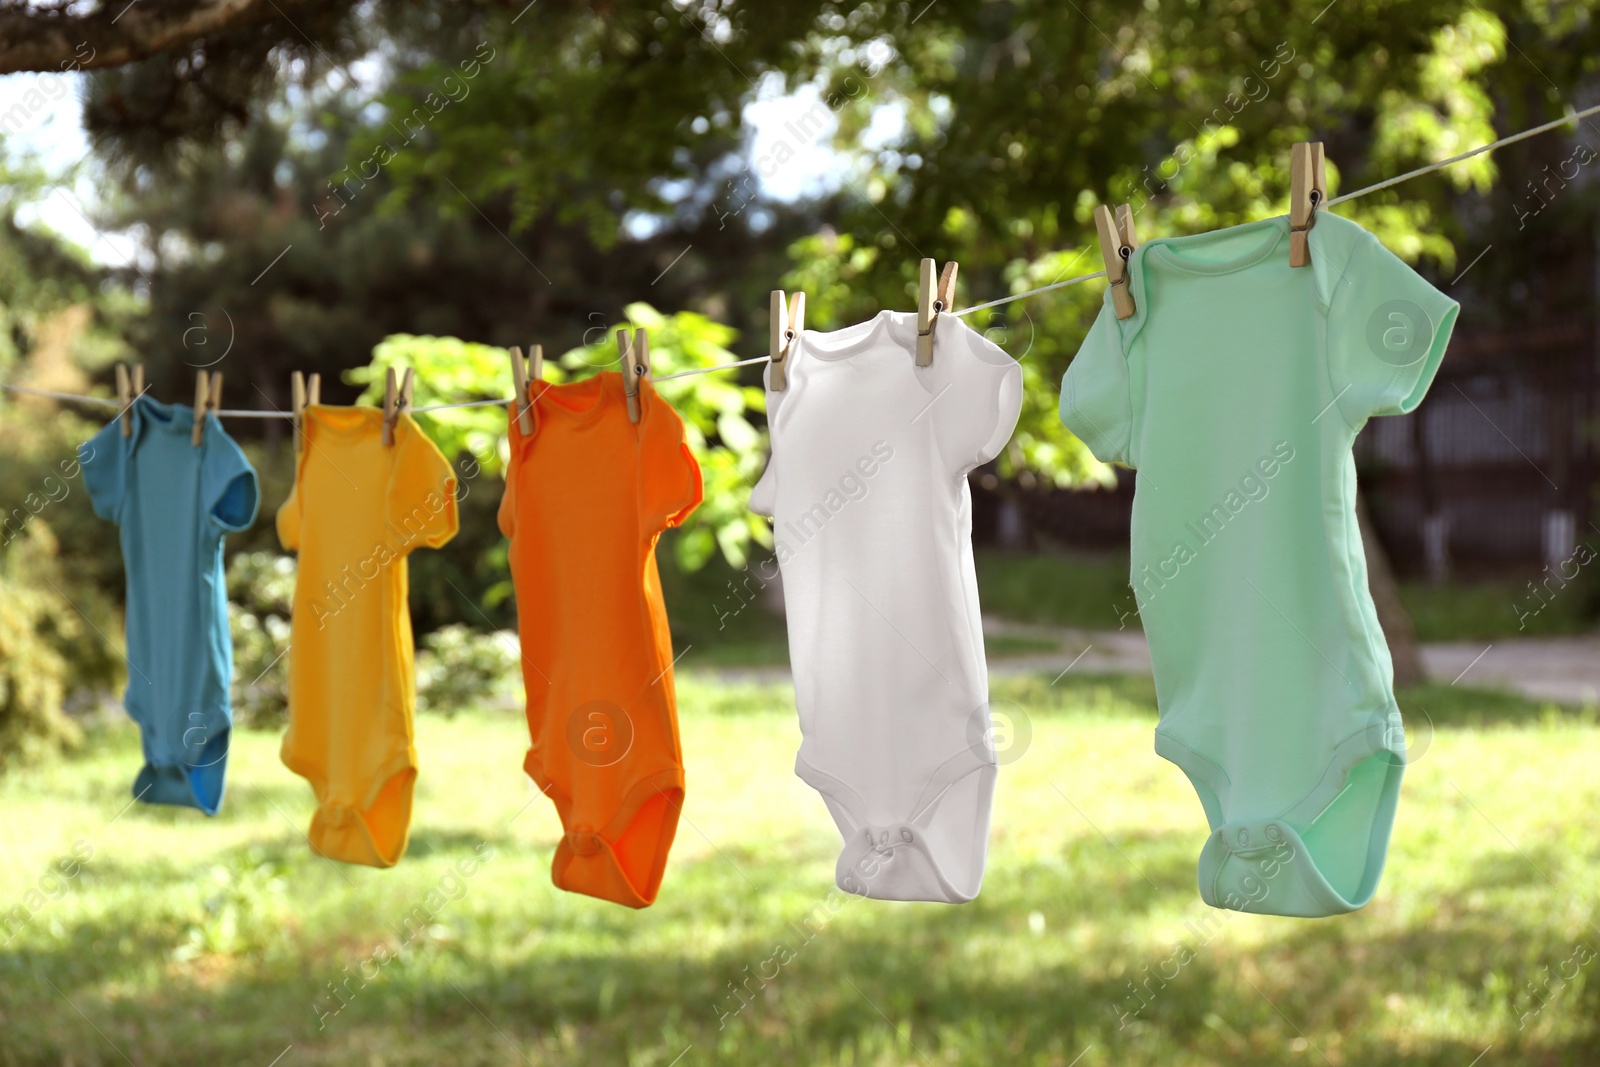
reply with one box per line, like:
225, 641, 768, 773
1094, 203, 1141, 320
115, 362, 144, 437
382, 366, 414, 446
915, 259, 959, 367
617, 327, 649, 424
291, 371, 321, 454
192, 370, 222, 446
509, 344, 543, 435
768, 290, 805, 392
1289, 141, 1327, 268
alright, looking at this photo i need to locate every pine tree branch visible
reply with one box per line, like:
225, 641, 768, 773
0, 0, 320, 75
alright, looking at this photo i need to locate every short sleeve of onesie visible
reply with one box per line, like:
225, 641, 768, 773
1325, 225, 1460, 426
276, 483, 301, 551
936, 327, 1025, 473
80, 421, 125, 523
747, 376, 783, 518
386, 424, 459, 549
1058, 309, 1133, 465
201, 432, 260, 532
497, 406, 518, 540
640, 398, 704, 531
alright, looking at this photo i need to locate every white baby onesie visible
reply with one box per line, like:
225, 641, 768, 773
750, 309, 1022, 902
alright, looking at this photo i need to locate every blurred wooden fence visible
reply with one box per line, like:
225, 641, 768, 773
987, 317, 1600, 578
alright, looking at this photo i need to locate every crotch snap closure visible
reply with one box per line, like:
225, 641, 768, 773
865, 826, 916, 854
1219, 820, 1295, 857
321, 801, 360, 830
566, 829, 605, 856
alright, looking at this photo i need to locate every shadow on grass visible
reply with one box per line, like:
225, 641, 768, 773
6, 826, 1597, 1067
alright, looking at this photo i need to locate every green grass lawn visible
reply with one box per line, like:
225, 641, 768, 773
664, 549, 1597, 673
679, 632, 1063, 670
1396, 577, 1596, 642
975, 549, 1600, 642
975, 549, 1143, 633
2, 675, 1598, 1066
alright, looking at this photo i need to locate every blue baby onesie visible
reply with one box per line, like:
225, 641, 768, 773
81, 395, 259, 815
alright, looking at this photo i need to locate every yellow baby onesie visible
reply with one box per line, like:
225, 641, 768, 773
277, 406, 458, 867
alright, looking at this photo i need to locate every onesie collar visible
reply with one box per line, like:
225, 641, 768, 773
1118, 215, 1290, 351
132, 394, 197, 436
1143, 215, 1286, 276
798, 309, 914, 362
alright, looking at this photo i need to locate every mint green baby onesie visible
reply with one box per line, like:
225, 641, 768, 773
1059, 212, 1458, 917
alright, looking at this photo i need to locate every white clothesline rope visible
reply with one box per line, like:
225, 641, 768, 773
0, 379, 504, 418
651, 353, 774, 383
950, 268, 1108, 318
6, 100, 1598, 416
1325, 99, 1600, 206
949, 98, 1600, 320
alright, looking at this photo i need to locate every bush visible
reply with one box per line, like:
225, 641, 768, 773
228, 550, 296, 617
0, 524, 83, 769
224, 554, 520, 724
227, 551, 294, 728
0, 399, 124, 703
416, 624, 519, 715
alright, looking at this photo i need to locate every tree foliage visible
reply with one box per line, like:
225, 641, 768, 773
0, 522, 81, 769
317, 1, 1600, 477
352, 301, 769, 575
3, 0, 1600, 763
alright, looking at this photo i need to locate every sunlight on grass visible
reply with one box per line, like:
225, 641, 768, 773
974, 547, 1600, 643
976, 549, 1139, 632
0, 675, 1596, 1065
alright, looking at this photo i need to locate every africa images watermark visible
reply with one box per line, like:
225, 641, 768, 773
710, 834, 904, 1031
1117, 40, 1298, 212
1131, 441, 1297, 613
1516, 938, 1595, 1030
0, 42, 96, 135
311, 841, 495, 1029
712, 41, 894, 230
1, 447, 91, 548
1111, 837, 1297, 1029
1513, 534, 1598, 631
313, 41, 497, 230
1513, 137, 1598, 230
712, 439, 896, 631
0, 839, 95, 947
303, 483, 455, 630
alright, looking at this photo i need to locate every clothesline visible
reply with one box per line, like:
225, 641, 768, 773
952, 98, 1600, 318
5, 100, 1598, 416
0, 381, 516, 418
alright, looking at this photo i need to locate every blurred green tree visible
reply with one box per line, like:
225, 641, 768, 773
8, 0, 1600, 658
350, 303, 767, 605
58, 1, 1600, 492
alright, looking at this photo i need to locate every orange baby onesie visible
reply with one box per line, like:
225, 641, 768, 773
498, 373, 702, 907
277, 406, 459, 867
